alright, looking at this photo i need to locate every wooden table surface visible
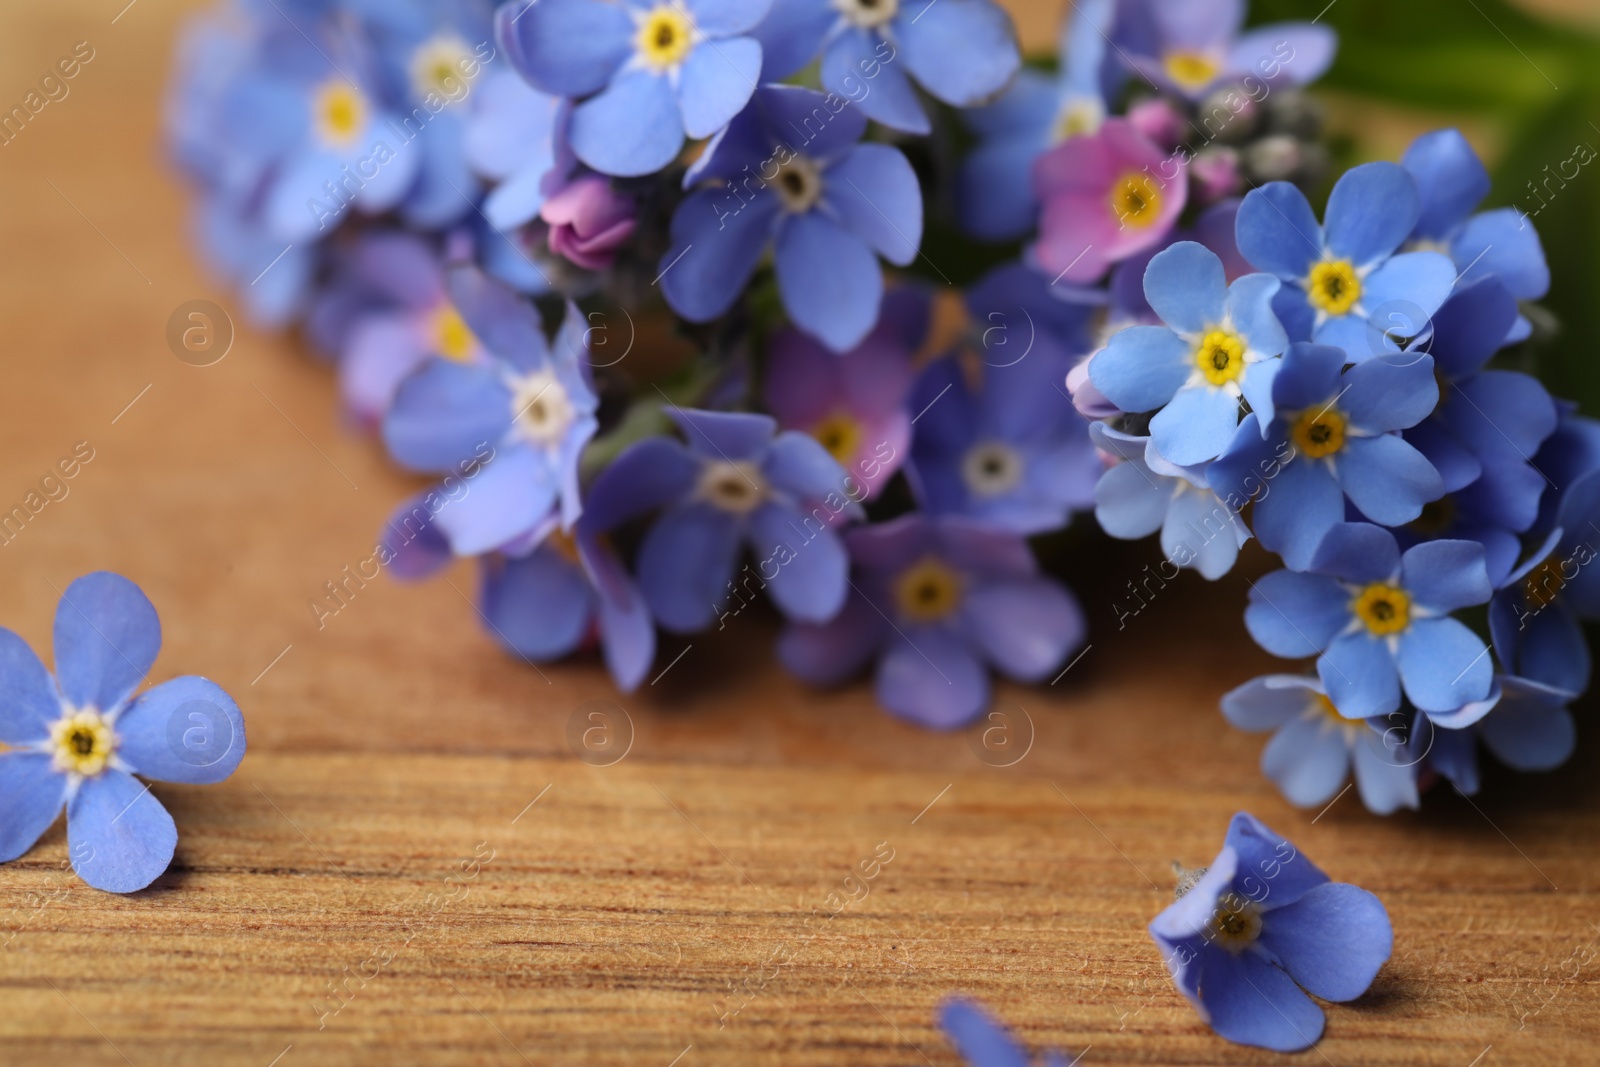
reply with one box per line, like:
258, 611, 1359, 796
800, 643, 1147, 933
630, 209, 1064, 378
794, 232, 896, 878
1, 2, 1597, 1064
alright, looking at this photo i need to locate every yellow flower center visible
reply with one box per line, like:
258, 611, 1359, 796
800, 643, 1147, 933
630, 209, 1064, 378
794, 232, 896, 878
1206, 892, 1263, 952
50, 709, 116, 778
834, 0, 899, 30
1290, 406, 1348, 460
772, 154, 824, 214
410, 35, 473, 100
636, 6, 696, 71
1524, 556, 1567, 610
314, 80, 368, 149
1052, 98, 1102, 143
1194, 329, 1246, 386
698, 460, 767, 514
1307, 260, 1361, 317
811, 412, 862, 465
1352, 583, 1411, 637
1163, 50, 1221, 92
1110, 172, 1163, 229
431, 305, 478, 362
894, 557, 963, 623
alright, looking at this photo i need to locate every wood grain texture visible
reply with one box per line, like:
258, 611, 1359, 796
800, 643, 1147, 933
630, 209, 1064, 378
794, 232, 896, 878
0, 1, 1596, 1065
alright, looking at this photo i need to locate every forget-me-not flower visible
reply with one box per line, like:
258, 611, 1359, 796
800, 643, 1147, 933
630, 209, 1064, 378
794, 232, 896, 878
0, 573, 246, 893
1149, 813, 1391, 1052
1089, 241, 1288, 466
1410, 674, 1577, 797
498, 0, 772, 177
1245, 522, 1494, 719
660, 85, 922, 353
940, 997, 1077, 1066
1236, 162, 1456, 360
1114, 0, 1336, 101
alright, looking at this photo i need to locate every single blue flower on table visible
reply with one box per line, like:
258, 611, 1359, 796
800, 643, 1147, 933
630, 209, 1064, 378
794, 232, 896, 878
1113, 0, 1336, 101
582, 408, 857, 634
0, 573, 246, 893
956, 0, 1117, 240
1221, 674, 1418, 815
497, 0, 772, 177
1236, 162, 1457, 360
1089, 423, 1250, 581
1089, 241, 1288, 466
1407, 674, 1577, 797
1401, 128, 1550, 341
751, 0, 1021, 136
1245, 522, 1494, 719
1488, 470, 1600, 696
1209, 342, 1443, 571
778, 515, 1085, 729
380, 495, 656, 691
382, 266, 598, 554
906, 270, 1100, 535
1149, 812, 1391, 1052
940, 997, 1078, 1066
659, 85, 922, 353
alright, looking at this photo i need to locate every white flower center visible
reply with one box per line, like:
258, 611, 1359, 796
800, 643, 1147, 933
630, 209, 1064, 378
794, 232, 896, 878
697, 460, 767, 514
772, 154, 824, 214
510, 370, 576, 449
833, 0, 899, 30
962, 441, 1024, 497
49, 707, 116, 778
410, 35, 474, 101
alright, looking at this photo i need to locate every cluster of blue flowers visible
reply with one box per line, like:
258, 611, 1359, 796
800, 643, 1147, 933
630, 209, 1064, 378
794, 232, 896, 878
167, 0, 1584, 805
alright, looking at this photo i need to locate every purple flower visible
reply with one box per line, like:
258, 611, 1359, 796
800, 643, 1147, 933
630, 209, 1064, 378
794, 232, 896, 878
0, 573, 246, 893
1115, 0, 1336, 100
583, 409, 857, 634
382, 267, 598, 553
1150, 813, 1391, 1052
660, 85, 923, 353
763, 289, 925, 502
540, 174, 638, 271
779, 515, 1085, 729
1221, 674, 1418, 815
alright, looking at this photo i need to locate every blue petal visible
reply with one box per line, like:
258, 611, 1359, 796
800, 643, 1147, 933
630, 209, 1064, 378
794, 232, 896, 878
1226, 273, 1288, 357
688, 0, 775, 35
676, 37, 762, 140
434, 446, 557, 556
1149, 385, 1241, 466
1341, 352, 1438, 434
823, 144, 923, 266
1455, 208, 1549, 300
1143, 241, 1227, 336
1445, 370, 1558, 467
671, 408, 776, 461
1224, 811, 1332, 905
1238, 357, 1282, 435
1229, 23, 1336, 86
899, 0, 1021, 107
747, 503, 849, 623
960, 576, 1085, 682
749, 0, 836, 80
1094, 461, 1173, 539
1401, 539, 1491, 613
1320, 634, 1401, 719
1335, 434, 1443, 527
1089, 326, 1191, 413
1351, 728, 1421, 813
778, 590, 885, 686
1427, 279, 1518, 380
68, 769, 177, 894
1270, 342, 1343, 411
1235, 182, 1322, 279
636, 503, 743, 633
1309, 521, 1402, 583
481, 548, 593, 659
499, 0, 632, 97
54, 572, 161, 715
764, 431, 853, 503
957, 133, 1046, 241
446, 266, 553, 375
1250, 448, 1343, 572
1262, 716, 1350, 807
1478, 676, 1576, 771
1398, 616, 1493, 712
775, 212, 883, 353
1405, 420, 1482, 494
822, 29, 929, 135
382, 360, 510, 473
875, 626, 988, 730
0, 753, 66, 863
578, 436, 699, 533
1262, 882, 1392, 1000
114, 677, 245, 785
569, 69, 685, 178
1163, 487, 1246, 579
1245, 570, 1347, 658
1510, 599, 1588, 695
582, 538, 657, 692
1323, 162, 1419, 267
939, 998, 1028, 1067
1359, 250, 1458, 325
1222, 675, 1321, 731
1196, 937, 1327, 1051
0, 629, 60, 744
1402, 128, 1489, 240
659, 188, 780, 323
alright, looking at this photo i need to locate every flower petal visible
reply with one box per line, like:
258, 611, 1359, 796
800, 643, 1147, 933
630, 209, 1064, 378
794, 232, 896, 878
1335, 434, 1443, 528
899, 0, 1021, 106
54, 572, 161, 715
749, 0, 836, 80
1454, 207, 1549, 300
1236, 181, 1322, 279
1089, 326, 1191, 413
1308, 521, 1400, 584
1244, 570, 1348, 658
824, 144, 923, 266
433, 445, 557, 556
1262, 715, 1350, 807
637, 503, 743, 633
481, 548, 594, 661
776, 212, 884, 353
1143, 241, 1227, 336
959, 577, 1084, 682
498, 0, 632, 97
0, 628, 60, 744
1094, 461, 1172, 540
1398, 616, 1493, 712
0, 753, 66, 863
68, 769, 177, 893
1323, 161, 1418, 267
1401, 128, 1489, 240
114, 677, 245, 785
1401, 539, 1492, 613
1222, 675, 1320, 732
778, 589, 885, 686
570, 69, 685, 178
822, 28, 929, 134
1263, 881, 1392, 1001
939, 998, 1029, 1067
1223, 811, 1331, 905
1320, 634, 1401, 719
1249, 449, 1344, 572
1196, 940, 1327, 1051
875, 626, 988, 730
1148, 385, 1240, 466
659, 188, 780, 323
1341, 352, 1439, 434
747, 503, 850, 623
1478, 676, 1577, 771
1351, 729, 1421, 814
676, 37, 762, 140
382, 360, 510, 474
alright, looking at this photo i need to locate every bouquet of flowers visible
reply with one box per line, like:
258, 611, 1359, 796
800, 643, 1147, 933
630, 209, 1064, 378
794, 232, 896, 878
167, 0, 1591, 819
